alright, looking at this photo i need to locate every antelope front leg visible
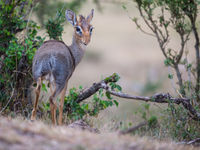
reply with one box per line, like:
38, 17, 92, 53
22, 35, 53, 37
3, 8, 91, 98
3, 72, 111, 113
58, 82, 68, 125
31, 77, 42, 121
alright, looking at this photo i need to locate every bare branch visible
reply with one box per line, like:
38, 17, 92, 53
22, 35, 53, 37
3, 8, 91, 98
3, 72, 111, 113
137, 4, 168, 59
0, 86, 14, 115
0, 55, 5, 72
133, 18, 156, 37
104, 88, 186, 104
137, 4, 155, 33
186, 138, 200, 145
146, 5, 166, 42
74, 74, 200, 121
161, 7, 170, 44
105, 89, 200, 121
176, 31, 190, 65
75, 73, 119, 103
174, 64, 186, 96
190, 16, 200, 102
178, 138, 200, 146
124, 3, 155, 37
119, 121, 147, 135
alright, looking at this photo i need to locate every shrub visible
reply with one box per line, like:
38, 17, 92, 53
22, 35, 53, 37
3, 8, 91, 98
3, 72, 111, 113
123, 0, 200, 141
0, 0, 44, 114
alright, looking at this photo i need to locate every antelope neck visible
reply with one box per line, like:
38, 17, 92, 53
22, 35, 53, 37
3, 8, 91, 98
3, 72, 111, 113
69, 35, 86, 66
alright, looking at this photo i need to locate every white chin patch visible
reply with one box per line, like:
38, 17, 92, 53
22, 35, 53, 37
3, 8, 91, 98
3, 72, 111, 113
80, 43, 87, 50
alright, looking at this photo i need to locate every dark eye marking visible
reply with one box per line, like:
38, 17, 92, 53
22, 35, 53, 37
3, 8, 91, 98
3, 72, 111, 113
75, 26, 82, 35
90, 27, 93, 34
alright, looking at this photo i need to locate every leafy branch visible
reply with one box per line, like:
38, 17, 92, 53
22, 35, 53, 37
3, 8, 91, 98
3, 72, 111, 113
54, 73, 200, 121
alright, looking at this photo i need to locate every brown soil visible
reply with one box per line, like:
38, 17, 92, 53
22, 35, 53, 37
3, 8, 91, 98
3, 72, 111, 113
0, 117, 197, 150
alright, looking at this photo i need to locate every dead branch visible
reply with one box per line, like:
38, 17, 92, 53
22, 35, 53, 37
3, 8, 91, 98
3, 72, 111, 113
75, 73, 119, 103
178, 138, 200, 146
0, 86, 14, 115
119, 121, 147, 135
0, 55, 5, 72
75, 74, 200, 121
186, 138, 200, 145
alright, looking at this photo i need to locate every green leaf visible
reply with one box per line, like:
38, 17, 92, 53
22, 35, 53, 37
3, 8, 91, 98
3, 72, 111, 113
109, 101, 113, 107
122, 4, 127, 10
116, 85, 122, 91
187, 64, 192, 70
105, 91, 112, 99
79, 85, 83, 90
113, 100, 119, 107
168, 74, 173, 79
148, 115, 158, 127
99, 88, 103, 97
81, 104, 89, 111
103, 101, 109, 108
142, 112, 147, 120
143, 103, 150, 110
132, 17, 138, 22
164, 59, 171, 66
42, 83, 47, 92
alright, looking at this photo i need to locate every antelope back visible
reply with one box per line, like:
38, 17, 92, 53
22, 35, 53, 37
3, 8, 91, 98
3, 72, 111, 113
32, 40, 74, 90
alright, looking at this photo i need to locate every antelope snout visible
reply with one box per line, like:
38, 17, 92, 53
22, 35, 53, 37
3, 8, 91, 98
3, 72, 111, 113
82, 35, 91, 46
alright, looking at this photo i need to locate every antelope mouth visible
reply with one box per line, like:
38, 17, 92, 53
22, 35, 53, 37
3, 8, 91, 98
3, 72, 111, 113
80, 41, 88, 46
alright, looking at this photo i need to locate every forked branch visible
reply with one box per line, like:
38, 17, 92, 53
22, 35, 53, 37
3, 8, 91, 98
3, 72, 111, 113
75, 74, 200, 121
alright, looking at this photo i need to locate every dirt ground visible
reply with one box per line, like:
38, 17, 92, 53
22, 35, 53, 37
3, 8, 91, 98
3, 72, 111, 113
0, 117, 198, 150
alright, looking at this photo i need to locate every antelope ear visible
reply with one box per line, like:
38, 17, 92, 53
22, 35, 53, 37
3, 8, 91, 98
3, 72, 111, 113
66, 10, 77, 26
86, 9, 94, 23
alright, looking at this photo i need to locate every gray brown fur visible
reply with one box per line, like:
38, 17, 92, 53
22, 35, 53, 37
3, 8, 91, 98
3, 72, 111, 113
32, 40, 75, 95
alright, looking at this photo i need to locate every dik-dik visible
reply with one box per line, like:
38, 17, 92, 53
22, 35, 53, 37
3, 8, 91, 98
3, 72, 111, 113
31, 9, 94, 125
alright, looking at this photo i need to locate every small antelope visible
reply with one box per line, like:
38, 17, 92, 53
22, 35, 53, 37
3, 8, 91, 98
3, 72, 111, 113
31, 9, 94, 125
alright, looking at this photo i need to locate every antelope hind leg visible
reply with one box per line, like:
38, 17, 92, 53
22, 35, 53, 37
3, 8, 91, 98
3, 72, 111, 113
31, 77, 42, 121
49, 88, 58, 125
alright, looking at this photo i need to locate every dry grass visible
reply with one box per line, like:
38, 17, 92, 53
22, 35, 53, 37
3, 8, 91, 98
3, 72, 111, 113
0, 117, 198, 150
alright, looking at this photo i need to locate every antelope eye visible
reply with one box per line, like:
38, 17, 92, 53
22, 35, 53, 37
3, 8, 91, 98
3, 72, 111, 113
75, 26, 82, 35
90, 27, 93, 34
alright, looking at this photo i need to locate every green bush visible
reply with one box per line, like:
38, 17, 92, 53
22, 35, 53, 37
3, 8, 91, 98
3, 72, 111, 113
123, 0, 200, 141
0, 0, 44, 113
45, 10, 65, 40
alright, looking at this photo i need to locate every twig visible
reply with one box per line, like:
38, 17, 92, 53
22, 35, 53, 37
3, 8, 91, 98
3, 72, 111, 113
174, 64, 185, 96
178, 138, 200, 146
124, 6, 155, 37
0, 87, 14, 115
75, 73, 119, 103
119, 121, 147, 135
191, 16, 200, 102
13, 70, 27, 75
0, 55, 5, 72
186, 138, 200, 145
167, 66, 177, 95
133, 18, 156, 37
